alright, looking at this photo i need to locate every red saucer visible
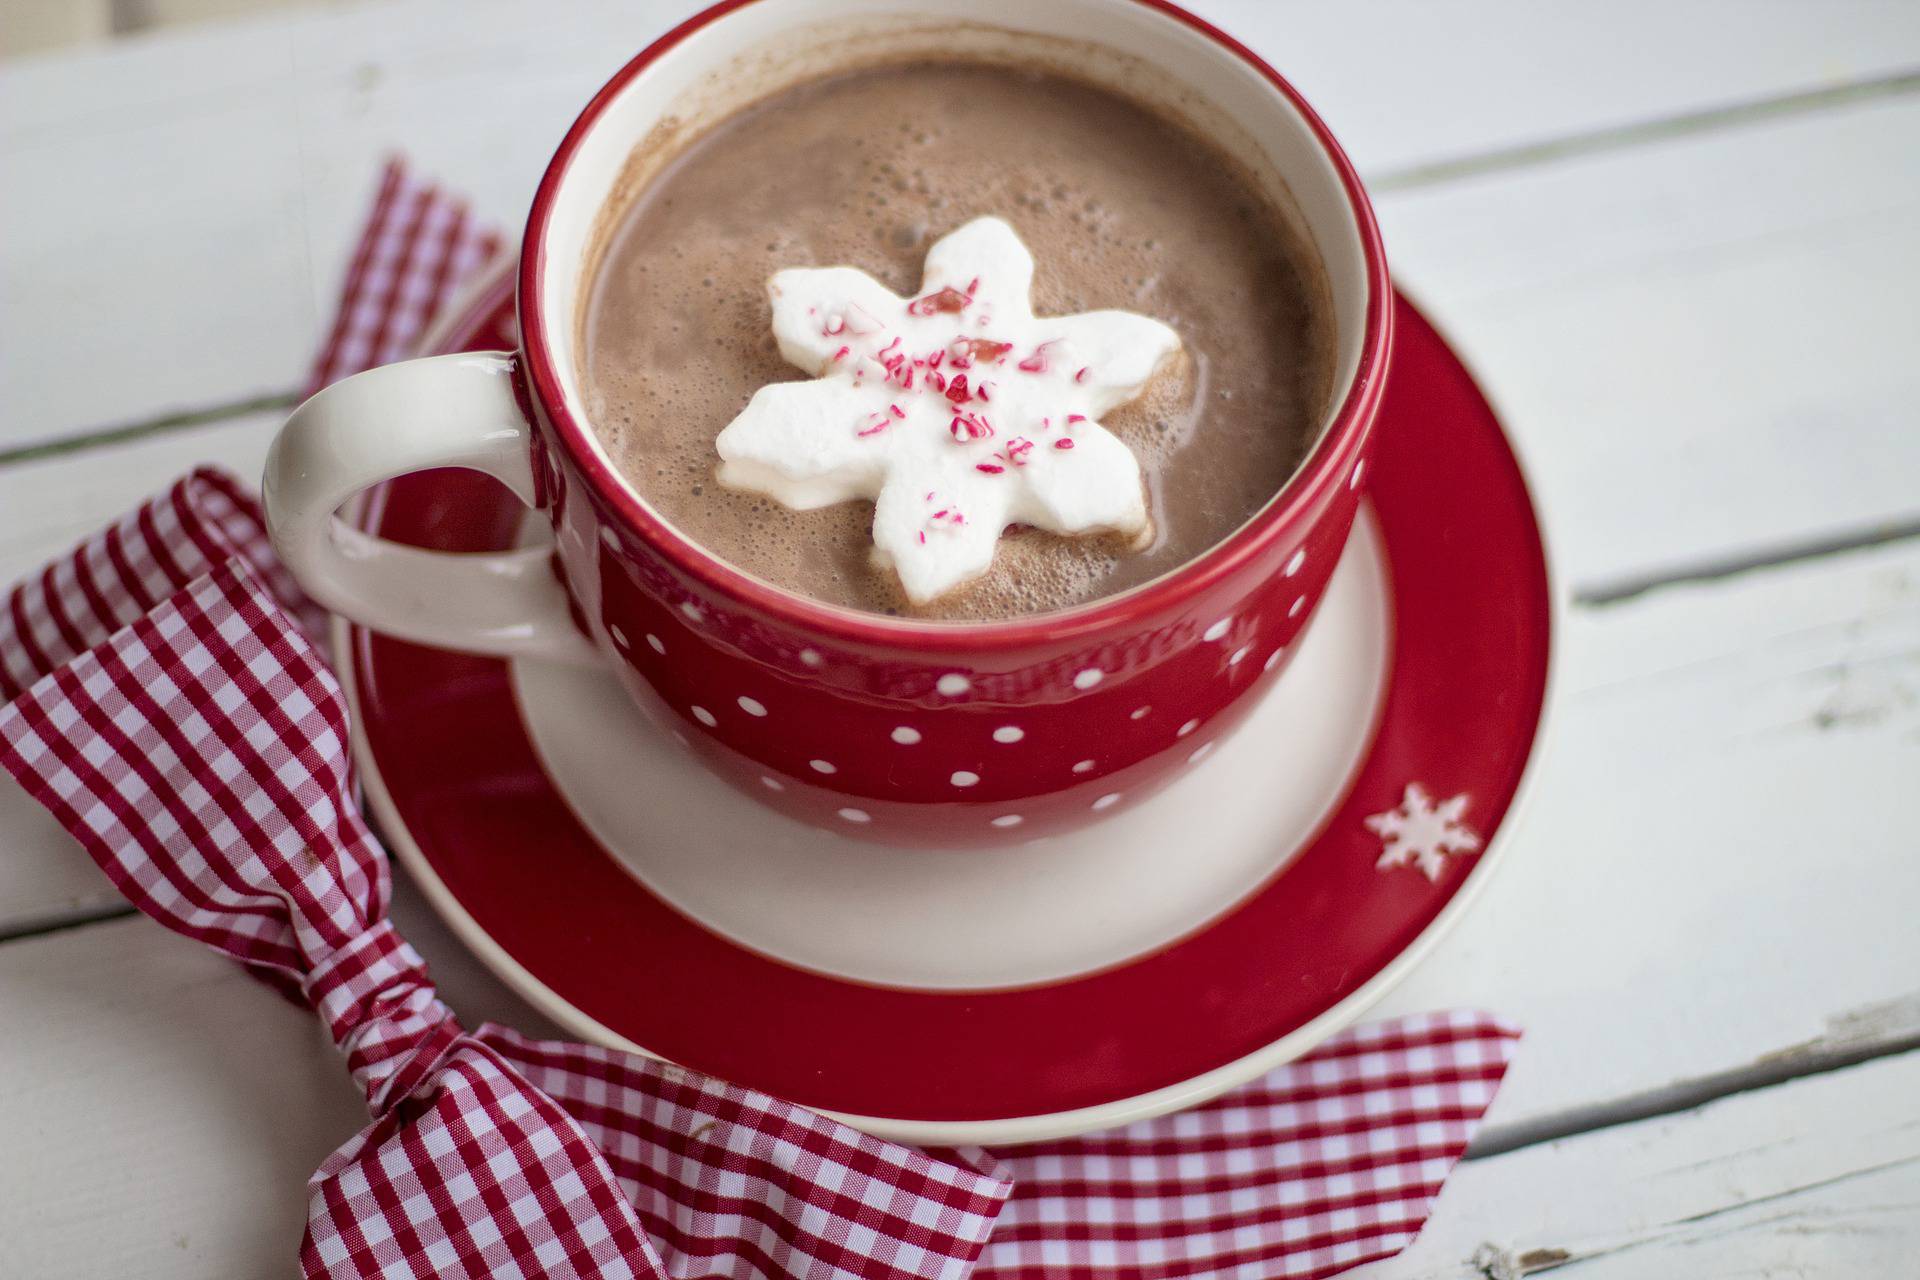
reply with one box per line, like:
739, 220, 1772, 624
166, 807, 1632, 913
345, 272, 1552, 1139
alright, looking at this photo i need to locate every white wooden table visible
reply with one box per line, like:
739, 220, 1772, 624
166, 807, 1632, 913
4, 2, 1918, 1274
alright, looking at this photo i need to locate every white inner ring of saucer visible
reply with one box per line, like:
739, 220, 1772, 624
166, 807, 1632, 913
512, 508, 1389, 991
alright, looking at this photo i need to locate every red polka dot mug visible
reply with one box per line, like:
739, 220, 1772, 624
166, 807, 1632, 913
263, 0, 1391, 847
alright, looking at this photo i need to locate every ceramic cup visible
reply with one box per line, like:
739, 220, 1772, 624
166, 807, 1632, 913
263, 0, 1391, 847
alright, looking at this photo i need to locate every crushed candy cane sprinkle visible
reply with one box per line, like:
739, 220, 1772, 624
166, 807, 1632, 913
714, 216, 1182, 603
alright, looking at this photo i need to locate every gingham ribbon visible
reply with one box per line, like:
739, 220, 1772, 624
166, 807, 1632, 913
0, 160, 1519, 1280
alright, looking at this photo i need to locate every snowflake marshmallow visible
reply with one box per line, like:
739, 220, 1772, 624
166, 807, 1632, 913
1365, 784, 1483, 881
715, 217, 1182, 603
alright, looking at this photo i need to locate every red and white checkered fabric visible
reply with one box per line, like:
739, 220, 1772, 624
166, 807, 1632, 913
306, 158, 505, 395
978, 1011, 1515, 1278
0, 161, 1520, 1280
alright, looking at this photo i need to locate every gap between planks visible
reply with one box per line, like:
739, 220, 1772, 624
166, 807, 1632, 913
0, 901, 136, 945
0, 390, 296, 469
1465, 992, 1920, 1161
1453, 1050, 1920, 1278
1576, 513, 1920, 607
7, 61, 1919, 474
1367, 66, 1920, 193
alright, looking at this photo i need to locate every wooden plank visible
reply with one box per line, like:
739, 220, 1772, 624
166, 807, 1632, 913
0, 34, 316, 444
0, 917, 364, 1278
1248, 1, 1920, 179
1374, 533, 1920, 1138
0, 886, 564, 1279
9, 0, 1914, 160
1371, 1049, 1920, 1278
1381, 94, 1920, 591
3, 0, 1917, 447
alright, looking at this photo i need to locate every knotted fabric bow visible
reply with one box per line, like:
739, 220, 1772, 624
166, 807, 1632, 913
0, 161, 1519, 1280
0, 475, 1011, 1277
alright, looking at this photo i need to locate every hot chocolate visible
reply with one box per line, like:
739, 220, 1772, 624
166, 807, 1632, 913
580, 58, 1332, 619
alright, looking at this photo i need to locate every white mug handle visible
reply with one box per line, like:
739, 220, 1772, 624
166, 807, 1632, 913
263, 351, 598, 664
